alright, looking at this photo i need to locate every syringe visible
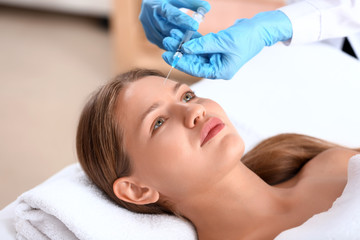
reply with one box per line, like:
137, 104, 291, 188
164, 7, 206, 83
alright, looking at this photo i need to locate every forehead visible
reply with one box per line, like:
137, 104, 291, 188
122, 75, 169, 100
114, 75, 178, 129
118, 75, 178, 108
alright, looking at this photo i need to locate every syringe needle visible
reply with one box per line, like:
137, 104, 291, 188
163, 67, 174, 85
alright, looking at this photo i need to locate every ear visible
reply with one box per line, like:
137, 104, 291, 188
113, 177, 159, 205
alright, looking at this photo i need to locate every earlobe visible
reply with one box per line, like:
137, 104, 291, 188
113, 177, 159, 205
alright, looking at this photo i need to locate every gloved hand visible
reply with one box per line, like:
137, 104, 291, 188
139, 0, 211, 49
162, 10, 293, 80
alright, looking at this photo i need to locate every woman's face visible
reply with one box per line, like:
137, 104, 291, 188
116, 76, 244, 201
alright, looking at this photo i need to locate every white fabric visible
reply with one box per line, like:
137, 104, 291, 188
0, 201, 18, 240
348, 32, 360, 58
14, 163, 196, 240
275, 154, 360, 239
279, 0, 360, 45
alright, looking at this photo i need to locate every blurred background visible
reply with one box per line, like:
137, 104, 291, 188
0, 0, 284, 209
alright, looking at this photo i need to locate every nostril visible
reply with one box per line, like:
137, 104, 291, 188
194, 116, 200, 125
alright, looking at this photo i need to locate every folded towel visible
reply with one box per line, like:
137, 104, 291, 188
15, 153, 360, 240
15, 163, 196, 240
275, 154, 360, 240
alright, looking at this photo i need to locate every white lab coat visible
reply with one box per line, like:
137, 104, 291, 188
279, 0, 360, 58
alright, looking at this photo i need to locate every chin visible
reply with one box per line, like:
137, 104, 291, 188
207, 133, 244, 183
219, 133, 245, 163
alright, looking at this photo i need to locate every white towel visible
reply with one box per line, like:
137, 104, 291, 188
15, 163, 197, 240
14, 154, 360, 240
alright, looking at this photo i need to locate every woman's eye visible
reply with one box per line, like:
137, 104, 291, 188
182, 91, 196, 103
153, 117, 165, 131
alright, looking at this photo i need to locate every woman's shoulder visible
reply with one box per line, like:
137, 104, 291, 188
288, 148, 360, 213
275, 147, 359, 188
301, 147, 360, 179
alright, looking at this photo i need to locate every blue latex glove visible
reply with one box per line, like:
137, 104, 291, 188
162, 10, 293, 80
139, 0, 211, 49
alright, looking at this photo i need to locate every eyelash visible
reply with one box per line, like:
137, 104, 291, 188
151, 91, 196, 134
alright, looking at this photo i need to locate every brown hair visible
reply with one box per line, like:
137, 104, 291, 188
76, 68, 173, 214
76, 68, 358, 215
242, 133, 356, 185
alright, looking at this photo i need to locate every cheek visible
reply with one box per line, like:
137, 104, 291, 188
155, 143, 199, 176
201, 99, 230, 122
144, 140, 220, 198
131, 133, 199, 191
200, 98, 223, 109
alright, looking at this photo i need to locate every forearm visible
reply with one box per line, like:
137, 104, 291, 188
279, 0, 360, 44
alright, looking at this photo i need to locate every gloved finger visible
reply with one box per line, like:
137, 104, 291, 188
140, 8, 171, 49
170, 28, 203, 41
160, 3, 199, 31
170, 29, 184, 41
163, 29, 203, 52
163, 37, 181, 52
182, 32, 229, 54
163, 30, 204, 52
176, 54, 218, 79
169, 0, 211, 14
148, 22, 168, 48
162, 51, 176, 66
162, 50, 208, 68
163, 51, 218, 79
180, 53, 236, 80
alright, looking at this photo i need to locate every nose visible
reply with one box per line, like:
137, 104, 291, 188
184, 103, 206, 128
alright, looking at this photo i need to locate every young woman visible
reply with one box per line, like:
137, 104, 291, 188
76, 68, 359, 240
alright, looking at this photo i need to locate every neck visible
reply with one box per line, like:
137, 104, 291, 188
176, 162, 297, 240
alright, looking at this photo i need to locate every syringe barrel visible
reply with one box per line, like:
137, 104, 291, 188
182, 30, 195, 43
172, 7, 206, 67
177, 7, 206, 49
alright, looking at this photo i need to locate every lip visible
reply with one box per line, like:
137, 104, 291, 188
200, 117, 225, 146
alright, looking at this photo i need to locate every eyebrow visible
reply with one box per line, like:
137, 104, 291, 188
173, 82, 182, 94
140, 82, 184, 124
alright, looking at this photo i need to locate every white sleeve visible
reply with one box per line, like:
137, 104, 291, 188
279, 0, 360, 45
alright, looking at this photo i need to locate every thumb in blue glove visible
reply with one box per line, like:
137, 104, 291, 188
139, 0, 211, 49
162, 10, 293, 79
